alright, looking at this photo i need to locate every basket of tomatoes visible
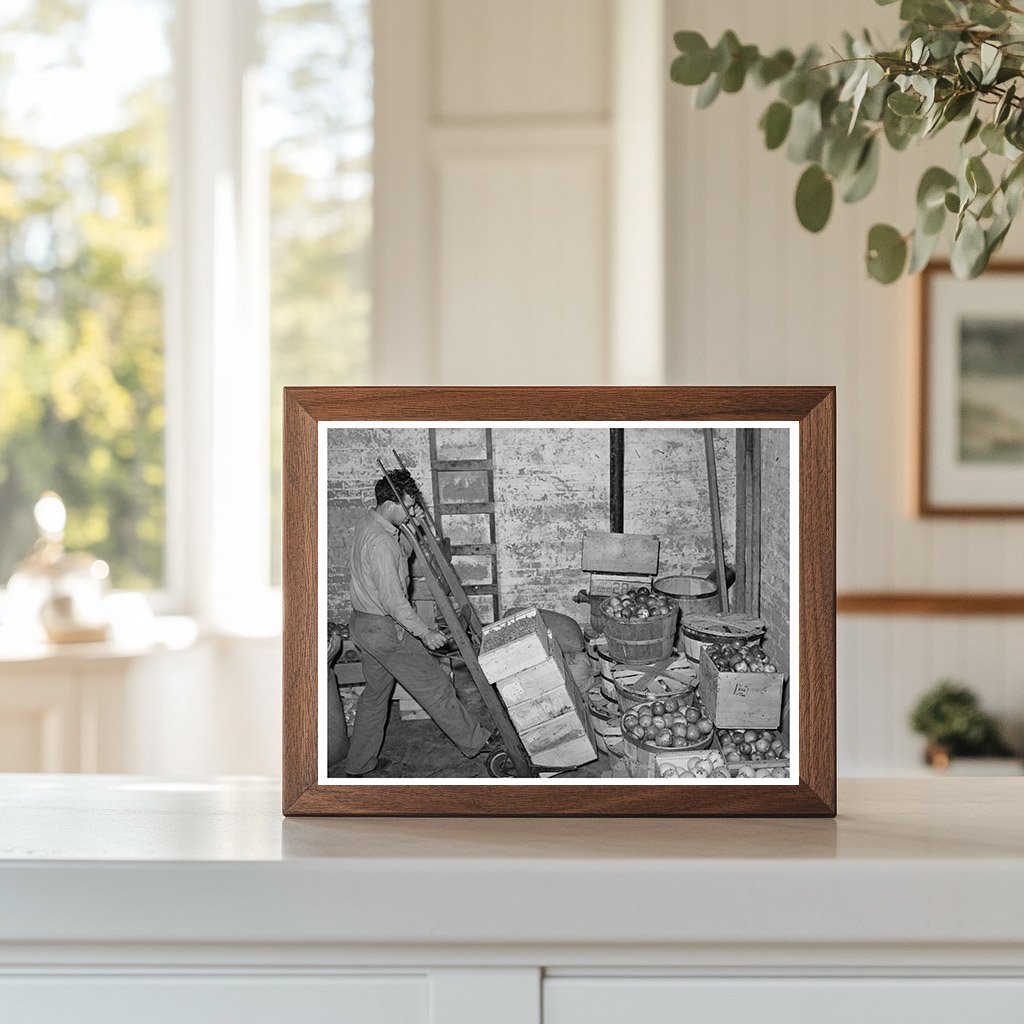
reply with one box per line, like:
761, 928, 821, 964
619, 697, 714, 778
599, 587, 679, 663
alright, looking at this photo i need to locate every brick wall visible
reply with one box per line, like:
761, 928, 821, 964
326, 426, 737, 626
758, 428, 791, 675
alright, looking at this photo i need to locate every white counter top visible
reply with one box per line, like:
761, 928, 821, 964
1, 775, 1022, 960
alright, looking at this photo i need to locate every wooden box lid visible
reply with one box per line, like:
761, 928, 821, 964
580, 531, 660, 575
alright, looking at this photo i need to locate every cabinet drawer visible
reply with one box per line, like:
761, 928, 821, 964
0, 974, 427, 1024
544, 977, 1024, 1024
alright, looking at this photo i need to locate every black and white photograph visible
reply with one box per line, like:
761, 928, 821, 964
319, 422, 797, 784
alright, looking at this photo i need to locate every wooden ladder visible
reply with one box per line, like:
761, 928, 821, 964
428, 428, 501, 623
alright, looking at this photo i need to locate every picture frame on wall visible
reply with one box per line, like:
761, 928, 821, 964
917, 261, 1024, 517
282, 387, 836, 817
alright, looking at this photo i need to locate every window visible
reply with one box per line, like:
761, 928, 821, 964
261, 0, 372, 582
0, 0, 173, 589
0, 0, 373, 620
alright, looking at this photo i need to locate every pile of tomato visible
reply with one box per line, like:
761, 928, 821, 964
601, 587, 676, 620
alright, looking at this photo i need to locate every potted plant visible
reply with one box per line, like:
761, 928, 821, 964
670, 0, 1024, 283
909, 679, 1018, 771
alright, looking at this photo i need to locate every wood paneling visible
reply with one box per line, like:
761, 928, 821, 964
436, 152, 608, 384
664, 0, 1024, 775
438, 0, 611, 120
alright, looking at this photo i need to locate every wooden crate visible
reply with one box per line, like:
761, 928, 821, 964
588, 572, 655, 598
496, 642, 597, 769
698, 649, 784, 729
582, 530, 660, 601
479, 607, 551, 682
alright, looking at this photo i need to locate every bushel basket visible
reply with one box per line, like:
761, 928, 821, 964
601, 605, 679, 663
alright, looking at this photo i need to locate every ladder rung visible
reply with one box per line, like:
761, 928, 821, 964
440, 502, 494, 515
450, 544, 497, 557
433, 459, 493, 471
464, 584, 499, 596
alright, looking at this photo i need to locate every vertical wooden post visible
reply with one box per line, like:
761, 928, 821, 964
703, 429, 730, 614
734, 430, 762, 616
609, 428, 625, 533
735, 431, 749, 612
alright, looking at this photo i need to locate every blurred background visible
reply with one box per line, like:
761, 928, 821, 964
0, 0, 1021, 778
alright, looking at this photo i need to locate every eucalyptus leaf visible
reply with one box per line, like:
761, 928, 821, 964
921, 200, 946, 235
842, 137, 881, 203
779, 73, 808, 106
710, 31, 740, 74
967, 154, 995, 195
970, 2, 1009, 29
884, 106, 921, 150
866, 223, 908, 283
995, 82, 1017, 124
951, 212, 986, 278
861, 80, 892, 122
962, 115, 983, 145
981, 122, 1006, 155
980, 42, 1002, 86
908, 221, 943, 273
694, 73, 721, 110
917, 166, 957, 210
944, 190, 961, 213
671, 33, 713, 87
942, 92, 974, 122
795, 164, 834, 232
787, 100, 824, 162
754, 49, 795, 87
760, 102, 793, 150
822, 128, 864, 178
721, 45, 759, 93
888, 91, 921, 115
1006, 172, 1024, 218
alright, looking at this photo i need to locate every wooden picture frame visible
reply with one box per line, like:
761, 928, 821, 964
282, 387, 836, 817
917, 261, 1024, 517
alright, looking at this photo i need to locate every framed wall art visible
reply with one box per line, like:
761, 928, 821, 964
282, 387, 836, 816
917, 261, 1024, 517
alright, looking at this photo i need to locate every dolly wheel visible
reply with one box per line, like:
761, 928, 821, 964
486, 750, 518, 778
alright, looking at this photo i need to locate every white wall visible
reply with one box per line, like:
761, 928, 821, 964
373, 0, 666, 385
664, 0, 1024, 772
17, 0, 1013, 779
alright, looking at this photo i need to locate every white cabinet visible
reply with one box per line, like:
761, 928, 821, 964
0, 975, 428, 1024
544, 977, 1024, 1024
1, 777, 1022, 1023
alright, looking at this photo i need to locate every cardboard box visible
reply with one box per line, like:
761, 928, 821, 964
698, 649, 784, 729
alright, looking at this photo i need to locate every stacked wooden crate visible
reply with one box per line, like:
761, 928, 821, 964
479, 608, 597, 768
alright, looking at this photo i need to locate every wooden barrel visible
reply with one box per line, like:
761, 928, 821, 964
620, 699, 713, 778
654, 575, 719, 615
680, 613, 766, 664
586, 684, 623, 758
611, 660, 697, 714
596, 645, 618, 700
601, 603, 679, 663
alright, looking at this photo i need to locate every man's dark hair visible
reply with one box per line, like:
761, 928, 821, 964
374, 469, 420, 506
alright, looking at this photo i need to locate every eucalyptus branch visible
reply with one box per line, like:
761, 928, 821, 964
670, 3, 1024, 283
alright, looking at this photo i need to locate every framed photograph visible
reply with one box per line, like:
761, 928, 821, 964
282, 387, 835, 816
917, 261, 1024, 517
